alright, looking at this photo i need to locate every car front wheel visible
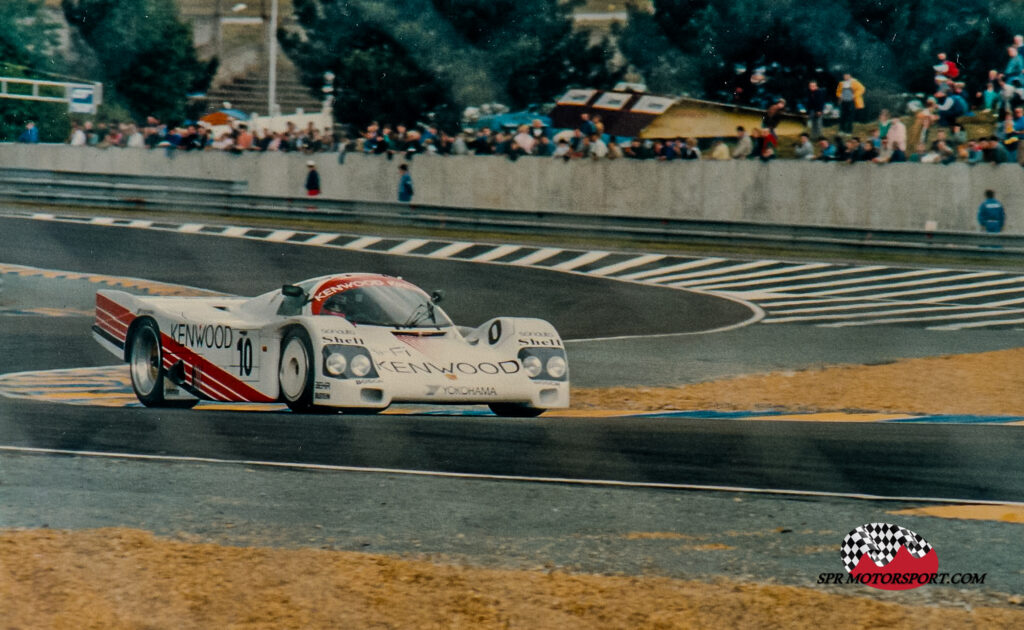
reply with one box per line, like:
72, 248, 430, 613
279, 327, 333, 413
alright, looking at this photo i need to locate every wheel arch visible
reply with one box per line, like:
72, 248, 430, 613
123, 315, 158, 363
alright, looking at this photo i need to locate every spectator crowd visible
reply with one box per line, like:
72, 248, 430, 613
29, 33, 1024, 169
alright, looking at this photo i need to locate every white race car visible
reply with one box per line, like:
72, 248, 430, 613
92, 273, 569, 416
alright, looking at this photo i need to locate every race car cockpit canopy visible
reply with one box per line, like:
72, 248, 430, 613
310, 275, 452, 328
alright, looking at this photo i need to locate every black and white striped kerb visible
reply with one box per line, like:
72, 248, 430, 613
841, 522, 933, 573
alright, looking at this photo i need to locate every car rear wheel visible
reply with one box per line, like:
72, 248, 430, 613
488, 403, 545, 418
128, 319, 197, 409
279, 327, 333, 413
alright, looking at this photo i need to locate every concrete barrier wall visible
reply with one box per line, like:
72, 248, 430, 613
2, 144, 1021, 234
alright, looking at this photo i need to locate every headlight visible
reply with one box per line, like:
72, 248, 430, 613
522, 355, 543, 378
325, 352, 347, 376
546, 355, 567, 379
349, 354, 372, 377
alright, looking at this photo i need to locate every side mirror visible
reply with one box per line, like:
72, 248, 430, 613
430, 290, 445, 304
282, 284, 305, 298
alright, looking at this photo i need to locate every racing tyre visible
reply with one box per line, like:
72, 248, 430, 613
128, 319, 197, 409
488, 403, 545, 418
279, 327, 333, 413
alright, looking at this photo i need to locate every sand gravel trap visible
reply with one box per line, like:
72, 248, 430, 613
2, 528, 1023, 630
571, 347, 1024, 415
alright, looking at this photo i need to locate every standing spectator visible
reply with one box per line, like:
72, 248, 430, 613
887, 116, 908, 161
732, 126, 753, 159
707, 138, 731, 160
69, 122, 87, 146
762, 98, 786, 132
794, 133, 815, 159
836, 73, 866, 133
17, 121, 39, 143
1006, 46, 1024, 83
397, 163, 414, 202
977, 190, 1006, 233
512, 124, 536, 155
806, 80, 828, 139
936, 52, 959, 80
588, 133, 608, 159
683, 138, 701, 160
305, 160, 321, 196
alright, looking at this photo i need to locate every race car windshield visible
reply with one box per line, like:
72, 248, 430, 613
320, 286, 452, 328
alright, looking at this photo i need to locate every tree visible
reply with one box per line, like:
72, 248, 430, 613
281, 0, 620, 129
62, 0, 216, 123
432, 0, 621, 107
281, 1, 457, 128
0, 0, 69, 141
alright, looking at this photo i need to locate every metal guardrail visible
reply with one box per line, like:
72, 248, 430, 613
2, 168, 1024, 259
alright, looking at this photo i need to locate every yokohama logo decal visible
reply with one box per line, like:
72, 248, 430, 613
160, 333, 274, 403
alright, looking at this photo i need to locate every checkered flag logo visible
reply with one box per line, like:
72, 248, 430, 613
840, 522, 933, 573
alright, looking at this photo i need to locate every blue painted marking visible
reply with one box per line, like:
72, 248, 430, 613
634, 410, 787, 419
884, 415, 1024, 424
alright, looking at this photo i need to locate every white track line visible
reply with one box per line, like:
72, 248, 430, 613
552, 251, 609, 271
387, 239, 429, 254
685, 262, 831, 288
723, 269, 998, 293
306, 232, 340, 245
471, 244, 520, 262
342, 236, 381, 250
3, 445, 1021, 507
508, 247, 563, 266
266, 230, 297, 242
618, 257, 724, 280
755, 268, 946, 294
222, 226, 249, 237
931, 316, 1024, 330
700, 265, 889, 290
769, 301, 983, 316
178, 223, 204, 233
861, 276, 1024, 300
765, 304, 1004, 323
660, 261, 779, 285
588, 254, 666, 277
427, 242, 474, 258
822, 309, 1024, 327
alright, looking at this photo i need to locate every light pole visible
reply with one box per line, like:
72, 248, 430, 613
267, 0, 278, 116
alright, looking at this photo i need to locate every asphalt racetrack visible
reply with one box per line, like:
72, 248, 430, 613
2, 211, 1024, 505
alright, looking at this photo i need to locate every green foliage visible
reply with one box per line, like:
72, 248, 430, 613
0, 0, 61, 69
281, 1, 457, 128
281, 0, 620, 128
432, 0, 620, 107
0, 1, 69, 141
622, 0, 1024, 113
62, 0, 215, 123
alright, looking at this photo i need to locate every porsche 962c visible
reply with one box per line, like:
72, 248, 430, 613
92, 274, 569, 416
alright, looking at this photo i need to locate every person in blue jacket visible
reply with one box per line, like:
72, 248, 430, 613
398, 163, 414, 203
977, 189, 1005, 233
17, 121, 39, 143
